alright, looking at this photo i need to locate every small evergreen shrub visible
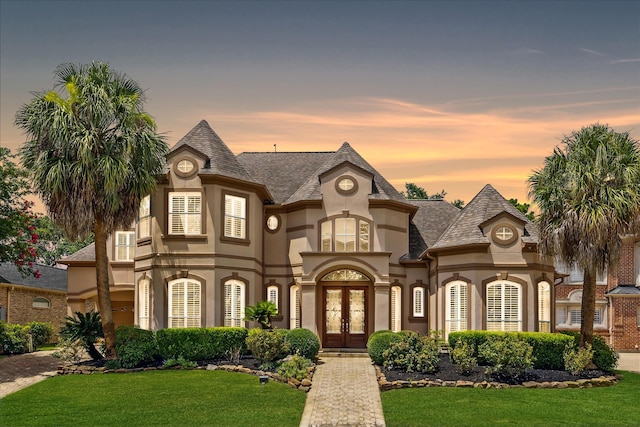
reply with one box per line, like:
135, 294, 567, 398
156, 327, 247, 361
245, 328, 289, 365
382, 332, 440, 373
26, 321, 54, 350
285, 328, 320, 359
563, 343, 594, 375
164, 355, 197, 369
277, 354, 312, 381
115, 325, 158, 368
0, 321, 28, 354
451, 340, 477, 375
478, 335, 535, 377
561, 331, 619, 371
104, 359, 122, 370
367, 331, 403, 365
52, 337, 85, 363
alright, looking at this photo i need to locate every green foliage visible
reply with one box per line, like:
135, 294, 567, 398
450, 340, 477, 375
0, 321, 28, 354
367, 331, 403, 365
163, 356, 197, 369
509, 198, 535, 221
156, 327, 247, 362
244, 300, 279, 329
564, 343, 594, 375
284, 328, 320, 359
104, 359, 122, 370
59, 311, 104, 360
26, 321, 53, 350
32, 216, 94, 266
245, 329, 289, 365
115, 325, 158, 369
478, 335, 535, 377
451, 199, 465, 208
403, 182, 446, 200
561, 331, 618, 371
382, 332, 440, 374
52, 337, 85, 363
277, 354, 312, 381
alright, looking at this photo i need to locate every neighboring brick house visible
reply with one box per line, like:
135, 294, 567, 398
555, 236, 640, 350
0, 262, 68, 334
63, 120, 555, 348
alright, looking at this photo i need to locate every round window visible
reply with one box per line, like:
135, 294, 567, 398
177, 159, 195, 174
338, 178, 355, 191
492, 224, 517, 245
266, 215, 279, 231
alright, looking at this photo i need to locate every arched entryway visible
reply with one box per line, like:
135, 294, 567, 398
319, 269, 372, 348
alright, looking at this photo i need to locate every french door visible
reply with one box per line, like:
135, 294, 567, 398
322, 286, 368, 348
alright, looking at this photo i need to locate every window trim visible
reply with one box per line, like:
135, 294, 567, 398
410, 283, 425, 319
318, 215, 372, 253
491, 223, 518, 245
485, 280, 522, 332
265, 213, 281, 233
221, 190, 250, 244
445, 280, 469, 337
114, 230, 135, 262
172, 155, 198, 178
165, 189, 205, 237
167, 278, 202, 328
32, 297, 50, 309
335, 175, 358, 195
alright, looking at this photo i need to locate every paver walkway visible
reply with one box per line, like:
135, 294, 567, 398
299, 353, 385, 427
0, 350, 60, 398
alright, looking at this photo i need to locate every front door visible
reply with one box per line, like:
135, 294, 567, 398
322, 286, 368, 348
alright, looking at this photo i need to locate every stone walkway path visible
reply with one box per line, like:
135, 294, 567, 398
299, 353, 385, 427
0, 350, 60, 399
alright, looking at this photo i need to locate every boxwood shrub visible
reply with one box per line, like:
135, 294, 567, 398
285, 328, 320, 359
115, 325, 159, 368
449, 331, 574, 369
156, 327, 247, 362
367, 331, 402, 365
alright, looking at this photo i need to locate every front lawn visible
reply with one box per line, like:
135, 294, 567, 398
0, 370, 306, 427
382, 371, 640, 426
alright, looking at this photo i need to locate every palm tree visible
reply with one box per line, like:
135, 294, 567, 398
15, 62, 168, 358
528, 124, 640, 346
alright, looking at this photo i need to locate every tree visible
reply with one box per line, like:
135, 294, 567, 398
403, 183, 447, 200
509, 198, 535, 221
33, 216, 94, 266
16, 62, 168, 358
451, 199, 465, 209
0, 148, 40, 277
528, 124, 640, 347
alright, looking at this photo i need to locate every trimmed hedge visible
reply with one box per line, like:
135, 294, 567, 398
115, 326, 158, 368
156, 327, 247, 362
367, 331, 403, 365
285, 328, 320, 359
449, 331, 574, 370
560, 331, 619, 371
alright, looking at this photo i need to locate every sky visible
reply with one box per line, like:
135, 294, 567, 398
1, 0, 639, 211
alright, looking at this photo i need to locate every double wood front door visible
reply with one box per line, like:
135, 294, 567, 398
322, 286, 368, 348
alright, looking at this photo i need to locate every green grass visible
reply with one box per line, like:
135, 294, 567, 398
0, 370, 306, 427
382, 371, 640, 426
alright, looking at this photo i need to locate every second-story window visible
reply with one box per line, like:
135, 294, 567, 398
320, 217, 371, 252
139, 195, 151, 238
115, 231, 135, 261
224, 194, 246, 239
169, 192, 202, 235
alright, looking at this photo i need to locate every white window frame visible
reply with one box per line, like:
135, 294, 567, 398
114, 231, 135, 261
267, 285, 279, 309
446, 281, 468, 337
168, 192, 202, 235
32, 297, 50, 309
486, 281, 522, 332
412, 286, 425, 317
224, 194, 247, 239
168, 279, 201, 328
138, 195, 151, 238
138, 278, 150, 330
538, 281, 551, 332
556, 290, 607, 329
290, 285, 301, 329
320, 217, 371, 252
390, 286, 401, 332
224, 280, 245, 327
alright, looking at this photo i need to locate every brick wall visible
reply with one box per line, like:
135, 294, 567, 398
610, 297, 640, 350
617, 239, 636, 284
0, 284, 67, 337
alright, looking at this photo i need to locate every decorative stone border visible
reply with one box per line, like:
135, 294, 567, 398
375, 366, 619, 391
57, 363, 315, 393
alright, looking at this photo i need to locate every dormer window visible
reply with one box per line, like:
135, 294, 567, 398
173, 157, 198, 178
491, 223, 517, 245
336, 176, 357, 195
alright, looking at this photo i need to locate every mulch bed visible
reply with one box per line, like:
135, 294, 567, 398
380, 353, 609, 385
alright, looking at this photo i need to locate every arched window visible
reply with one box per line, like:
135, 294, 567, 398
224, 280, 245, 327
538, 281, 551, 332
320, 217, 371, 252
412, 286, 425, 317
168, 279, 201, 328
486, 281, 521, 331
320, 269, 369, 281
138, 278, 150, 330
390, 286, 401, 332
32, 297, 50, 309
446, 281, 467, 336
267, 285, 279, 309
290, 284, 301, 329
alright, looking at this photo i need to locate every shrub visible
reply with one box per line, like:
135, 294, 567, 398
564, 343, 594, 375
104, 359, 122, 370
245, 328, 289, 366
26, 321, 54, 350
0, 321, 28, 354
478, 335, 534, 377
382, 333, 440, 374
244, 300, 278, 329
59, 311, 104, 360
115, 325, 158, 368
561, 331, 619, 371
367, 331, 402, 365
52, 337, 85, 363
163, 356, 197, 369
451, 340, 477, 375
277, 354, 312, 381
156, 327, 247, 362
285, 328, 320, 359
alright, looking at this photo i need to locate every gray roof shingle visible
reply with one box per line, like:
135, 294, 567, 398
405, 199, 461, 259
606, 284, 640, 296
59, 243, 95, 263
429, 184, 538, 251
0, 262, 67, 292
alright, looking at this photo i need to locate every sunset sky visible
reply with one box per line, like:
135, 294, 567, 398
1, 1, 638, 210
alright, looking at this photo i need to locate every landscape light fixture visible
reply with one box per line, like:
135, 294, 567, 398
259, 375, 269, 392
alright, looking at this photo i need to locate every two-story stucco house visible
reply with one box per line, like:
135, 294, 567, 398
61, 120, 556, 349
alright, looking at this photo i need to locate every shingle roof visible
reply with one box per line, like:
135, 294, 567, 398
606, 284, 640, 296
428, 184, 538, 251
0, 262, 67, 292
59, 243, 95, 263
169, 120, 257, 183
405, 199, 461, 259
